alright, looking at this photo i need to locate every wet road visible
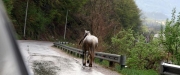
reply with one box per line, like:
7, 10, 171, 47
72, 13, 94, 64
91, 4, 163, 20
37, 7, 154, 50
18, 40, 120, 75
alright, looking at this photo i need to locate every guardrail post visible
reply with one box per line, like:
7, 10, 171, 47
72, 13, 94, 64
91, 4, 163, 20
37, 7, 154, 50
57, 44, 59, 48
68, 50, 70, 54
76, 53, 79, 57
60, 46, 63, 50
109, 61, 115, 67
61, 46, 63, 50
74, 52, 77, 57
120, 55, 126, 69
66, 49, 68, 52
77, 52, 80, 57
70, 51, 73, 54
160, 62, 164, 75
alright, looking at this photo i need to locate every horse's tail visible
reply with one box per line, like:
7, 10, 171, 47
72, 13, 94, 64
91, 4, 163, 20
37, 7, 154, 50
79, 33, 88, 45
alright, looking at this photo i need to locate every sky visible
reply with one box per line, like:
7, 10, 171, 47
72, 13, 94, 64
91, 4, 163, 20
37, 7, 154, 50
134, 0, 180, 19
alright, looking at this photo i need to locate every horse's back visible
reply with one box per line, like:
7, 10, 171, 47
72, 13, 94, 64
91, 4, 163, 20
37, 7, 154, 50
84, 35, 98, 45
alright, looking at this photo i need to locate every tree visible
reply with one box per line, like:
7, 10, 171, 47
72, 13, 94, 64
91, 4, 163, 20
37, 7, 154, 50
160, 8, 180, 64
114, 0, 142, 32
2, 0, 14, 16
11, 0, 87, 39
77, 0, 142, 51
76, 0, 118, 51
111, 29, 135, 55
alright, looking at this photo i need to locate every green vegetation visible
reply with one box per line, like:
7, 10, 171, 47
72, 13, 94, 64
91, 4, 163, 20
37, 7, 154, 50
108, 9, 180, 74
11, 0, 87, 40
160, 8, 180, 65
94, 58, 158, 75
115, 0, 142, 32
2, 0, 13, 16
111, 28, 164, 69
120, 69, 158, 75
2, 0, 142, 52
6, 0, 180, 75
94, 58, 109, 67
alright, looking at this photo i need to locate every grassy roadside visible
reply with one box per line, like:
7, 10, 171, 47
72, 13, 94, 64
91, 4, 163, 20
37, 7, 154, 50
94, 58, 158, 75
120, 69, 158, 75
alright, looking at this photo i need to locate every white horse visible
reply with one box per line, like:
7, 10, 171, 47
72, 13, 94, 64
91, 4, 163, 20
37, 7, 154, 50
79, 30, 98, 67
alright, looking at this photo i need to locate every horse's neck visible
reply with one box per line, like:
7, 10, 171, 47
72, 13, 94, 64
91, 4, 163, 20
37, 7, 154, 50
87, 33, 91, 35
84, 34, 91, 40
84, 33, 90, 38
87, 33, 92, 36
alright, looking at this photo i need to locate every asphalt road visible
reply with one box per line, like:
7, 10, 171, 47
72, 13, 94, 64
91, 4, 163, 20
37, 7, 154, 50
18, 40, 120, 75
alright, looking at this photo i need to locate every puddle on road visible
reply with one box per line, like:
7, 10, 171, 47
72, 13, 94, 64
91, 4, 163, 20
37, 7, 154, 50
31, 55, 60, 75
33, 60, 60, 75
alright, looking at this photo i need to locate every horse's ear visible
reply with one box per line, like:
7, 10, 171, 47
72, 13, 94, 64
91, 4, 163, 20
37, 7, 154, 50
85, 30, 88, 33
87, 31, 90, 34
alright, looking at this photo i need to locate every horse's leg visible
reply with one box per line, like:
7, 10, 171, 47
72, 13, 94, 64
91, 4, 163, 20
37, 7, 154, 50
84, 50, 87, 66
82, 46, 86, 66
92, 46, 95, 63
82, 50, 86, 66
87, 46, 91, 64
82, 50, 85, 66
89, 47, 93, 67
92, 44, 97, 63
89, 45, 96, 67
87, 53, 90, 63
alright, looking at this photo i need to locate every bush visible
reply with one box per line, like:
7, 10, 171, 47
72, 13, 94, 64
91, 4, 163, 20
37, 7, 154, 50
111, 29, 165, 70
111, 29, 135, 55
127, 36, 165, 70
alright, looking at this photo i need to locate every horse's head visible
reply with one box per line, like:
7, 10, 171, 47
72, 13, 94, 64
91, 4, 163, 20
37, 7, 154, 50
84, 30, 91, 36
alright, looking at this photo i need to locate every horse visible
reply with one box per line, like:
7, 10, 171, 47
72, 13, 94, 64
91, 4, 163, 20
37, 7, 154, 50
79, 30, 98, 67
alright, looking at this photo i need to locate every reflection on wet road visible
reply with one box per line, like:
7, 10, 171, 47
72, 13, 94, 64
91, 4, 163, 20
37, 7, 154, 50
18, 40, 120, 75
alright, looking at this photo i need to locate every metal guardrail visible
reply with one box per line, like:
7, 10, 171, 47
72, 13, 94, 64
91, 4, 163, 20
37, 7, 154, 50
58, 41, 69, 44
53, 42, 126, 68
55, 42, 180, 74
160, 62, 180, 75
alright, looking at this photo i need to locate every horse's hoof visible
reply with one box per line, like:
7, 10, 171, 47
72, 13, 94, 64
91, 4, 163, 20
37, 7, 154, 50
89, 64, 92, 67
83, 63, 86, 66
87, 60, 89, 63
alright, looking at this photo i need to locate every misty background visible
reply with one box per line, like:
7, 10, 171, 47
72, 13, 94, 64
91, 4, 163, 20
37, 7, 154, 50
135, 0, 180, 33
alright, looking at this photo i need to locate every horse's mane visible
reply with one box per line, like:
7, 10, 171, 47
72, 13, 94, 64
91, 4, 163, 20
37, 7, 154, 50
79, 30, 90, 45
